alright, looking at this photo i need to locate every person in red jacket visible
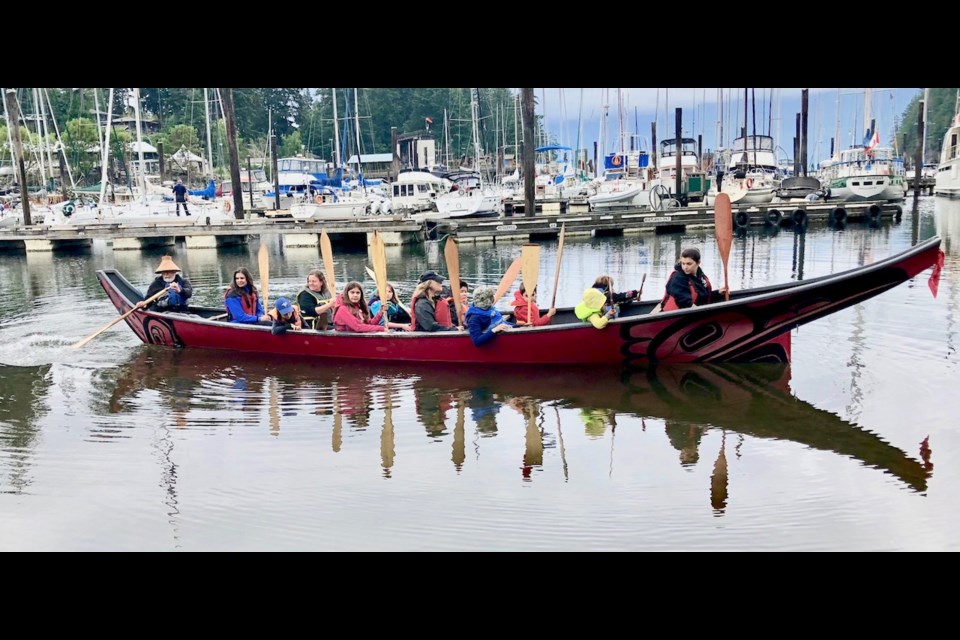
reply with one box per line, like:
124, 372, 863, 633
510, 284, 556, 326
333, 281, 411, 332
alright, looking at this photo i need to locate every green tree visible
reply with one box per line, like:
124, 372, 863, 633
63, 117, 101, 184
163, 124, 201, 155
899, 88, 956, 165
279, 130, 303, 158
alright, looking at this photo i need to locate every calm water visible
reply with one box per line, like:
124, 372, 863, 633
0, 198, 957, 551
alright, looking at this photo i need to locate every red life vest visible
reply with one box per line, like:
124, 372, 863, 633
661, 271, 712, 311
434, 296, 454, 327
410, 293, 455, 330
224, 287, 259, 319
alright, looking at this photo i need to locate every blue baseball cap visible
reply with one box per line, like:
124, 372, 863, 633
276, 297, 294, 315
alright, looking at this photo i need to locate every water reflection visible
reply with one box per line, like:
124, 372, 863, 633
89, 347, 933, 504
0, 363, 51, 494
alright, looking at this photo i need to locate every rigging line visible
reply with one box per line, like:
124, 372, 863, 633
44, 88, 74, 188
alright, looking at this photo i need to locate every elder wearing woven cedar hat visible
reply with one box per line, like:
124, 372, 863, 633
145, 254, 193, 312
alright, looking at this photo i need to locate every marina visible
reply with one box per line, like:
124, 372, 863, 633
0, 199, 902, 253
2, 87, 958, 552
0, 193, 957, 551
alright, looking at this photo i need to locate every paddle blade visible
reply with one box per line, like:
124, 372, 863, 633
494, 257, 523, 304
714, 192, 733, 297
521, 243, 540, 311
550, 223, 566, 308
258, 243, 270, 309
444, 236, 463, 326
320, 229, 336, 296
372, 230, 389, 310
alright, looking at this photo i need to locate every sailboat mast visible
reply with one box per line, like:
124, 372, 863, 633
204, 88, 214, 179
445, 107, 452, 168
1, 88, 14, 169
32, 89, 47, 189
921, 88, 930, 164
353, 87, 364, 192
618, 88, 625, 155
99, 88, 114, 205
331, 87, 341, 169
43, 88, 75, 189
834, 88, 841, 159
133, 88, 147, 199
37, 87, 55, 189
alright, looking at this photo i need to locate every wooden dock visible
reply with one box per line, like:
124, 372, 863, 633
0, 215, 423, 253
905, 175, 935, 195
434, 199, 903, 243
0, 200, 903, 253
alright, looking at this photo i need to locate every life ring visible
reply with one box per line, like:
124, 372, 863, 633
745, 177, 754, 189
766, 208, 782, 226
734, 210, 750, 229
223, 200, 233, 213
315, 195, 324, 204
611, 154, 622, 167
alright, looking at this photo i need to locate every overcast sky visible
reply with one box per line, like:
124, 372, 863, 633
532, 88, 922, 163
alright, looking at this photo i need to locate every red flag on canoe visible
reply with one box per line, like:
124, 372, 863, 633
928, 249, 945, 298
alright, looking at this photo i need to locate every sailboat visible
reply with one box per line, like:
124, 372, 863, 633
820, 88, 907, 203
433, 92, 501, 218
588, 89, 652, 210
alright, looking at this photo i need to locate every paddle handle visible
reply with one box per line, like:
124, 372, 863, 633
258, 243, 270, 310
550, 223, 565, 309
365, 264, 412, 317
321, 230, 337, 296
72, 288, 168, 349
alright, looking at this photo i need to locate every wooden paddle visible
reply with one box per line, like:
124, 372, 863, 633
493, 257, 523, 305
365, 265, 412, 317
521, 243, 540, 315
550, 223, 566, 309
714, 193, 733, 301
258, 242, 270, 310
710, 432, 728, 511
371, 230, 389, 314
443, 235, 464, 327
71, 288, 169, 349
320, 229, 337, 296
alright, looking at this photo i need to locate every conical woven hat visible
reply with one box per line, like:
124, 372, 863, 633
155, 255, 181, 273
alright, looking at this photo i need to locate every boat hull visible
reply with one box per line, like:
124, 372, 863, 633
95, 237, 941, 366
829, 176, 906, 202
934, 158, 960, 197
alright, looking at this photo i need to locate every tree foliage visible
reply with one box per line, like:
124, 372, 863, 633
898, 88, 958, 165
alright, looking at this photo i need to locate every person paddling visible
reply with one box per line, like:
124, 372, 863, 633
145, 255, 192, 312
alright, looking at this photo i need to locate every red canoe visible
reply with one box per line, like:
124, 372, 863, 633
95, 236, 942, 365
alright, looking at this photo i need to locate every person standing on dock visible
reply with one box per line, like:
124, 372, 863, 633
172, 178, 190, 216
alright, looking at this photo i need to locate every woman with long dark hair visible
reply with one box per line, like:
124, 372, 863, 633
225, 267, 270, 324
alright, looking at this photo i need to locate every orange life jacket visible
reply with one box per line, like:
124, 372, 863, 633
661, 271, 712, 311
